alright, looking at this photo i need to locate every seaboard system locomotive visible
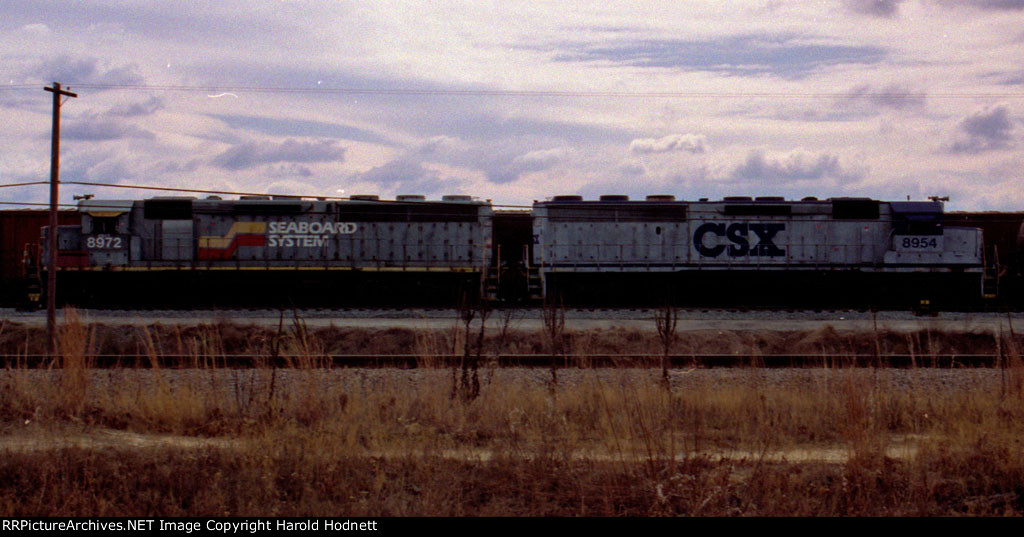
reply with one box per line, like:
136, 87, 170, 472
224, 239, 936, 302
40, 194, 491, 307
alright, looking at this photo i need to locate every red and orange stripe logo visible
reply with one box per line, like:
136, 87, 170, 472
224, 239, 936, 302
198, 222, 266, 260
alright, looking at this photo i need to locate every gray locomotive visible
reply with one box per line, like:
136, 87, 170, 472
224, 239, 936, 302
531, 195, 985, 309
43, 194, 492, 307
40, 194, 991, 309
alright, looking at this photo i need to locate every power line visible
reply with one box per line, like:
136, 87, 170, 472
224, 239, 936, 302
0, 201, 79, 208
0, 200, 520, 218
4, 179, 536, 209
2, 83, 1023, 99
0, 181, 48, 189
5, 177, 1024, 215
61, 181, 537, 209
65, 181, 348, 200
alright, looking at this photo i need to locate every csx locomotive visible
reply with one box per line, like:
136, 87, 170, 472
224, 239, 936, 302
34, 193, 1004, 309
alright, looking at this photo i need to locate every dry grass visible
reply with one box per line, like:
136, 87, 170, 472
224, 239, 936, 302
0, 315, 1016, 358
0, 309, 1023, 516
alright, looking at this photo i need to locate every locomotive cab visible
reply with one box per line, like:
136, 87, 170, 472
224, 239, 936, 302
80, 199, 135, 267
883, 202, 982, 265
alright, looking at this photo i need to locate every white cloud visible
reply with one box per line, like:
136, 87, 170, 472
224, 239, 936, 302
843, 83, 926, 112
19, 23, 51, 36
513, 147, 571, 166
417, 136, 465, 155
842, 0, 905, 18
34, 55, 143, 86
947, 105, 1016, 154
108, 97, 164, 118
731, 148, 858, 183
349, 157, 469, 196
487, 147, 573, 184
935, 0, 1024, 11
210, 139, 346, 170
617, 159, 646, 176
629, 134, 708, 154
63, 114, 155, 141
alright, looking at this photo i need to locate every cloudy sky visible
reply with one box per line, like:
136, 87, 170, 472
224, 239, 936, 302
2, 0, 1022, 210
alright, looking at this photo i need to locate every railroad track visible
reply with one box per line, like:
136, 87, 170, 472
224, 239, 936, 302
5, 306, 1022, 319
4, 307, 1022, 336
4, 306, 1023, 323
2, 353, 1013, 368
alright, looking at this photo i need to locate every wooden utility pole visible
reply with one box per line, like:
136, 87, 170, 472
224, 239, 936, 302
44, 82, 77, 355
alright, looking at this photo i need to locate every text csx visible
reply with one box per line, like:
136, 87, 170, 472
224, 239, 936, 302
693, 222, 786, 257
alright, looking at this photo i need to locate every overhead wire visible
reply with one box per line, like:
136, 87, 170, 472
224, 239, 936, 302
0, 179, 536, 209
2, 83, 1024, 99
60, 181, 539, 209
6, 179, 1024, 220
65, 181, 347, 201
0, 181, 48, 189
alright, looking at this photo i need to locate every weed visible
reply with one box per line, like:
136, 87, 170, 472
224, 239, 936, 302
0, 317, 1022, 515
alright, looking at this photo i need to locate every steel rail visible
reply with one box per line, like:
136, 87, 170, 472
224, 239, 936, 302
0, 353, 1011, 368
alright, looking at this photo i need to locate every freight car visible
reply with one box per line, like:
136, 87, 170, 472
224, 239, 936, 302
943, 211, 1024, 307
0, 209, 79, 306
39, 195, 492, 307
31, 194, 1004, 310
